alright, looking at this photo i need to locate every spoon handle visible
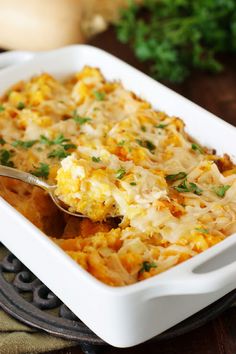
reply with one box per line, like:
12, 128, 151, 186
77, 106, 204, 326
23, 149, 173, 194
0, 165, 50, 191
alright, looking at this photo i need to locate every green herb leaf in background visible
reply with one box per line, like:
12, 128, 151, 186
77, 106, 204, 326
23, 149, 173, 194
116, 0, 236, 83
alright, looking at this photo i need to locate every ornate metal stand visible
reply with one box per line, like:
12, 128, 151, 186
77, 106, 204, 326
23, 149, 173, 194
1, 244, 236, 354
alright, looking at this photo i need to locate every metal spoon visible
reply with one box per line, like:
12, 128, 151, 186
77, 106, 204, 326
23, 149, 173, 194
0, 165, 87, 218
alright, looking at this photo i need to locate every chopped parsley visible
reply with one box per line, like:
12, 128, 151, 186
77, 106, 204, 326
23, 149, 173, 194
130, 182, 137, 186
0, 149, 14, 167
52, 134, 70, 145
30, 163, 49, 179
40, 135, 52, 145
40, 134, 70, 146
141, 125, 146, 132
93, 91, 106, 101
116, 168, 126, 179
17, 102, 25, 110
140, 261, 157, 273
136, 139, 156, 152
92, 156, 101, 163
48, 149, 69, 159
191, 143, 204, 154
0, 138, 6, 145
63, 143, 76, 150
174, 179, 203, 196
117, 140, 125, 146
0, 104, 5, 112
195, 227, 209, 234
12, 140, 38, 149
40, 134, 76, 156
166, 171, 187, 182
155, 123, 168, 129
73, 112, 92, 125
213, 185, 230, 198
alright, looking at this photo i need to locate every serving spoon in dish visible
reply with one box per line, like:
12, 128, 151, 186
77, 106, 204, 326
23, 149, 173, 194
0, 165, 89, 218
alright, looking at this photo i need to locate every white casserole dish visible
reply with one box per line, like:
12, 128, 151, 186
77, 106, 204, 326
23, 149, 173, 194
0, 45, 236, 348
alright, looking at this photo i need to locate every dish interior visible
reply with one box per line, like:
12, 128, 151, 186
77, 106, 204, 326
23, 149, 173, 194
0, 50, 235, 287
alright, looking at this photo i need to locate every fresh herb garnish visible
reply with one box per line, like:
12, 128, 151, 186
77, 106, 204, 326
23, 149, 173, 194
17, 102, 25, 110
195, 227, 209, 234
92, 156, 101, 163
73, 112, 92, 125
174, 179, 203, 195
40, 135, 52, 145
213, 185, 230, 198
0, 149, 14, 167
0, 105, 5, 112
63, 143, 76, 150
166, 172, 187, 182
116, 168, 126, 179
40, 134, 69, 146
93, 91, 106, 101
0, 138, 6, 145
48, 149, 69, 159
156, 123, 168, 129
117, 140, 125, 146
116, 0, 236, 83
130, 182, 137, 186
52, 134, 70, 145
31, 163, 49, 179
141, 125, 146, 132
136, 139, 156, 152
191, 143, 204, 154
40, 134, 76, 154
12, 140, 38, 149
140, 261, 157, 273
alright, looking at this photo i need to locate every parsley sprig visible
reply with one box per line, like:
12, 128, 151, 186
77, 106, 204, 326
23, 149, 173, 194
12, 140, 38, 149
30, 163, 49, 179
195, 227, 209, 234
191, 143, 204, 154
92, 156, 101, 163
93, 91, 106, 101
116, 0, 236, 83
40, 134, 76, 159
140, 261, 157, 273
0, 149, 14, 167
136, 139, 156, 152
174, 179, 203, 196
73, 110, 92, 125
116, 168, 126, 179
213, 185, 230, 198
166, 172, 187, 182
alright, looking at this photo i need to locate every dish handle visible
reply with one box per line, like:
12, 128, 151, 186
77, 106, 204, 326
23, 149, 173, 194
0, 51, 36, 70
146, 259, 236, 299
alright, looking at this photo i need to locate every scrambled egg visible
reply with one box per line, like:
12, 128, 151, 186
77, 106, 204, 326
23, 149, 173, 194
0, 66, 236, 286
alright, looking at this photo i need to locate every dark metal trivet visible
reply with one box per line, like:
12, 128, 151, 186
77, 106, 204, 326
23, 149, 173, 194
1, 245, 236, 354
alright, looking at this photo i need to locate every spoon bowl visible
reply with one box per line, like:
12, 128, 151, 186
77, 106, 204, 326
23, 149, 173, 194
0, 165, 87, 218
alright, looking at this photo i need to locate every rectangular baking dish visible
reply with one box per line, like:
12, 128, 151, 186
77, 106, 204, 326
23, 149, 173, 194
0, 45, 236, 348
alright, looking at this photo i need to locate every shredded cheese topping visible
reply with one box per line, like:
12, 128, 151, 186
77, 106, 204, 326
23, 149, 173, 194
0, 66, 235, 286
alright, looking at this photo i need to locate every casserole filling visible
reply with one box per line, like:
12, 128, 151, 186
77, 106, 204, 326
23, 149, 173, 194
0, 67, 236, 286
